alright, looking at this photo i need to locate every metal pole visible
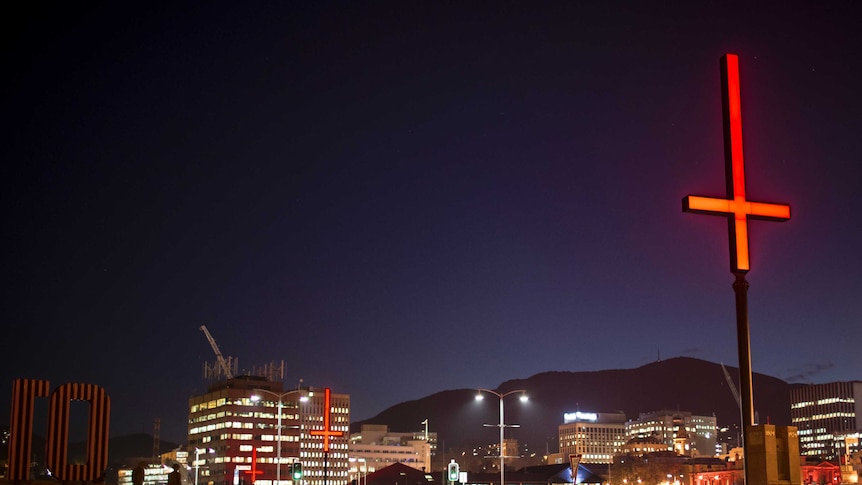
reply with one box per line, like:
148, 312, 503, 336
732, 272, 753, 485
323, 451, 329, 485
276, 399, 283, 485
499, 397, 505, 485
196, 449, 200, 485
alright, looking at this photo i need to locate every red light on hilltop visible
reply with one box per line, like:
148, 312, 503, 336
682, 53, 790, 273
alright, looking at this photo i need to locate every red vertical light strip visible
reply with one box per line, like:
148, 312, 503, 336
724, 54, 751, 271
47, 383, 111, 481
321, 388, 332, 452
252, 447, 257, 484
8, 379, 50, 481
725, 54, 746, 201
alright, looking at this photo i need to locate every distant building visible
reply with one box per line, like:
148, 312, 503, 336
791, 381, 862, 460
118, 464, 178, 485
625, 410, 717, 457
348, 424, 435, 482
618, 435, 667, 456
188, 375, 350, 485
558, 411, 626, 464
486, 438, 520, 460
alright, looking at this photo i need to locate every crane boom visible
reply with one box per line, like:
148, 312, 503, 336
721, 362, 741, 409
200, 325, 233, 379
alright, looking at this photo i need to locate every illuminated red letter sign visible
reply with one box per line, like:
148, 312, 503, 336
7, 379, 111, 482
682, 53, 790, 272
8, 379, 51, 481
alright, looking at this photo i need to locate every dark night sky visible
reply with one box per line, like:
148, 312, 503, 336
2, 2, 861, 444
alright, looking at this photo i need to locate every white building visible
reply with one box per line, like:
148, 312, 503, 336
625, 410, 717, 457
348, 424, 435, 483
558, 411, 626, 464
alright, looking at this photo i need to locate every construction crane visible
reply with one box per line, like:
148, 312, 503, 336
200, 325, 234, 379
721, 362, 741, 409
723, 362, 760, 425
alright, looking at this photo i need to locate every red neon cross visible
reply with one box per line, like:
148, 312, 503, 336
682, 53, 790, 273
244, 448, 263, 484
309, 387, 343, 452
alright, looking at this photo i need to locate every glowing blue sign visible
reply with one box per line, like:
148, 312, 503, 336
563, 411, 598, 423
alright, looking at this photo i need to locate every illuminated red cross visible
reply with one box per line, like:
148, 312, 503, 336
309, 387, 343, 452
244, 448, 263, 484
682, 53, 790, 273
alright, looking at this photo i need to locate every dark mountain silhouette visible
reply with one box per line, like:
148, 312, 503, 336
352, 357, 798, 451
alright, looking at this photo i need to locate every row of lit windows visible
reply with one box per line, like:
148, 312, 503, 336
190, 421, 256, 435
191, 409, 300, 424
217, 460, 350, 474
260, 434, 300, 442
792, 397, 855, 409
302, 415, 349, 424
301, 442, 348, 450
191, 396, 308, 414
194, 432, 348, 444
300, 452, 349, 461
792, 412, 854, 422
579, 454, 612, 460
349, 448, 418, 455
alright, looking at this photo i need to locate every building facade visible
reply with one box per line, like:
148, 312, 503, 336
188, 376, 350, 485
558, 411, 626, 464
625, 410, 717, 457
791, 381, 862, 460
348, 424, 436, 482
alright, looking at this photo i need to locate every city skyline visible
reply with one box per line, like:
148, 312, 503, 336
2, 2, 861, 445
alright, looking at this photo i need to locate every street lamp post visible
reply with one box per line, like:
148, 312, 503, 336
475, 389, 528, 485
251, 389, 309, 485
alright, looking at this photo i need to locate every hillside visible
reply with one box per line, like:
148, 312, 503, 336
353, 357, 796, 451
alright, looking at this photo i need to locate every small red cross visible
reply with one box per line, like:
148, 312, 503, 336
309, 387, 343, 452
683, 53, 790, 273
244, 448, 263, 484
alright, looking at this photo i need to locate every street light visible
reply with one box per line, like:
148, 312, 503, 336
475, 389, 528, 485
194, 447, 215, 485
251, 389, 309, 485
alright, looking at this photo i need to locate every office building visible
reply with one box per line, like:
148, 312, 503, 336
791, 381, 862, 460
558, 411, 626, 464
625, 410, 717, 457
348, 424, 435, 482
188, 375, 350, 485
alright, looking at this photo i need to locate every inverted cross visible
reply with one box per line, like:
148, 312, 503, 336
309, 387, 343, 452
244, 448, 263, 484
682, 53, 790, 273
